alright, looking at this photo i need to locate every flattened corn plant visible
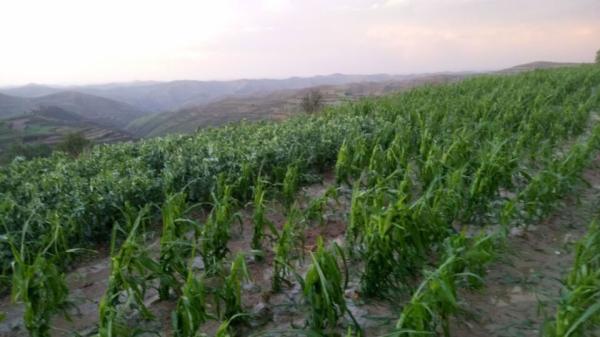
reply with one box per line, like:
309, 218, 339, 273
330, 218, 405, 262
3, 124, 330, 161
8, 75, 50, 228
393, 257, 459, 337
305, 185, 339, 227
393, 231, 502, 337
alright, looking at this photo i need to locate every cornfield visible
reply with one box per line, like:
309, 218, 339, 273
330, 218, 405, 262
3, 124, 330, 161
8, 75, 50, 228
1, 65, 600, 336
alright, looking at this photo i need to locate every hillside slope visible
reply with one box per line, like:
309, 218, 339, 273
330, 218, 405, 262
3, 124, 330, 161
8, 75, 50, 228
129, 73, 464, 136
0, 106, 133, 152
0, 93, 36, 119
32, 91, 147, 128
0, 84, 62, 97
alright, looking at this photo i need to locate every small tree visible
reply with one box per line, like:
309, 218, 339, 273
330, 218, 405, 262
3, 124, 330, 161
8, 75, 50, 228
57, 132, 90, 157
301, 89, 324, 114
596, 49, 600, 64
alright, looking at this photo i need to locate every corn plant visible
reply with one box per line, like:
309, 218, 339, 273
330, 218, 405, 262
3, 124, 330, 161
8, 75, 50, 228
544, 221, 600, 337
335, 140, 352, 185
305, 186, 338, 227
442, 232, 500, 289
251, 178, 274, 253
172, 243, 211, 337
6, 245, 70, 337
201, 184, 240, 273
206, 314, 247, 337
393, 230, 503, 337
272, 212, 296, 293
393, 257, 459, 337
159, 192, 195, 300
217, 253, 250, 322
98, 206, 158, 337
298, 237, 358, 336
359, 208, 400, 297
2, 211, 71, 337
282, 164, 300, 210
346, 181, 367, 249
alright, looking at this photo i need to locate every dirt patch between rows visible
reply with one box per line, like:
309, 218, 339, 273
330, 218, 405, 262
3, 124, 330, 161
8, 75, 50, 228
451, 156, 600, 337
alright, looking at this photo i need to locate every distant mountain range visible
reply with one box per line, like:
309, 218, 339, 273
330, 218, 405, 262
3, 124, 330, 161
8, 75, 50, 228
1, 73, 420, 113
0, 61, 585, 153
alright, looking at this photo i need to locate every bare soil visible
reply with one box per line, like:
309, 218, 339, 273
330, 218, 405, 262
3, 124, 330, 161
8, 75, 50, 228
451, 155, 600, 337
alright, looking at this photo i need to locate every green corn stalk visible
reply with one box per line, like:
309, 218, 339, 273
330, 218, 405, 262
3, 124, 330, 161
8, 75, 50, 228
544, 221, 600, 337
335, 140, 352, 185
443, 232, 499, 289
299, 237, 359, 336
235, 161, 254, 201
393, 257, 459, 337
359, 209, 399, 297
201, 184, 240, 273
394, 230, 503, 337
4, 212, 71, 337
218, 253, 250, 322
305, 186, 338, 227
282, 164, 300, 210
347, 181, 367, 250
172, 242, 211, 337
351, 136, 369, 171
9, 251, 70, 337
251, 178, 274, 253
159, 192, 193, 300
272, 212, 296, 293
98, 206, 159, 337
206, 314, 248, 337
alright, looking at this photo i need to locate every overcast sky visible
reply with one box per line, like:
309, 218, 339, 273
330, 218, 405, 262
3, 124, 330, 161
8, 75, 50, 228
0, 0, 598, 86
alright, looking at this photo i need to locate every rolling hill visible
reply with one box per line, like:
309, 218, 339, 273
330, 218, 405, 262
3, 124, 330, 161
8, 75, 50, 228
497, 61, 583, 74
0, 93, 37, 119
0, 106, 133, 152
0, 91, 143, 158
32, 91, 147, 128
0, 91, 147, 128
2, 74, 420, 113
0, 84, 62, 97
127, 73, 465, 136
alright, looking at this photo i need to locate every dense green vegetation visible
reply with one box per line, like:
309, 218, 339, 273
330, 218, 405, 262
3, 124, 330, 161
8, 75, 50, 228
1, 65, 600, 336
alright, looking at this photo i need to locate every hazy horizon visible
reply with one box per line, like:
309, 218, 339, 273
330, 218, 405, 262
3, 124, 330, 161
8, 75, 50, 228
1, 0, 598, 87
